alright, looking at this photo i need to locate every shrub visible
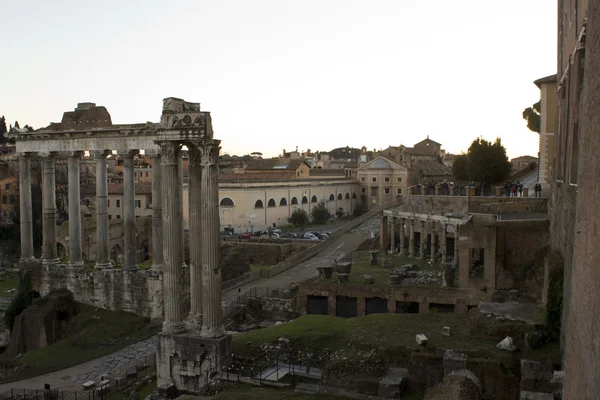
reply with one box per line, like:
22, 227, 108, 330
311, 203, 330, 225
289, 208, 309, 227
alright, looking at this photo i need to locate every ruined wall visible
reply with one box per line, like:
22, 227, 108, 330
457, 214, 498, 292
402, 195, 547, 215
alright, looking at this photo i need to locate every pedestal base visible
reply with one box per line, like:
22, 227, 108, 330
156, 332, 232, 394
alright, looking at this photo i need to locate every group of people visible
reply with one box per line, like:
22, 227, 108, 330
533, 183, 544, 197
502, 181, 524, 197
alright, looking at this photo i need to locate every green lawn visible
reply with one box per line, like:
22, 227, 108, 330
0, 305, 160, 383
319, 254, 442, 285
0, 273, 19, 298
250, 264, 272, 277
232, 314, 560, 364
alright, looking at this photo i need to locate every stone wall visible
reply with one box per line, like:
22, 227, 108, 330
402, 195, 547, 215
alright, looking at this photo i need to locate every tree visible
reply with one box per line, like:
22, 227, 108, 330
311, 203, 330, 224
522, 100, 541, 133
0, 116, 6, 145
288, 208, 308, 227
336, 207, 345, 218
460, 138, 511, 184
452, 154, 469, 181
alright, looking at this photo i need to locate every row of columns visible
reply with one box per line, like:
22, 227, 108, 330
385, 217, 459, 265
18, 140, 224, 338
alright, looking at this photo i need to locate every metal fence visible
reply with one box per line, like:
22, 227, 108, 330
0, 355, 156, 400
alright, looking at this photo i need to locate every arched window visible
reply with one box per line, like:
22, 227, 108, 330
311, 195, 318, 203
352, 193, 357, 199
337, 193, 343, 200
268, 198, 276, 207
345, 193, 350, 199
254, 199, 264, 208
220, 197, 235, 207
329, 194, 335, 201
9, 195, 15, 204
302, 196, 308, 204
291, 197, 298, 205
280, 198, 287, 206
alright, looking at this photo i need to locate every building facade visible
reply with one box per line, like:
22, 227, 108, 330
356, 156, 408, 209
534, 74, 557, 190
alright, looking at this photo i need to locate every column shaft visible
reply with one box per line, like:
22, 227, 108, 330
42, 153, 59, 265
178, 153, 186, 267
188, 147, 202, 324
441, 224, 447, 262
454, 225, 459, 265
122, 152, 138, 270
419, 221, 426, 260
398, 218, 404, 254
68, 152, 84, 267
150, 154, 163, 270
430, 223, 437, 263
19, 154, 34, 261
408, 220, 415, 257
201, 140, 224, 338
390, 218, 396, 254
161, 142, 185, 333
95, 152, 111, 268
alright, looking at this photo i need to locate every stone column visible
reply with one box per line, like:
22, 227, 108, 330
121, 150, 138, 270
453, 225, 459, 265
187, 146, 202, 326
178, 152, 186, 268
441, 224, 447, 262
430, 222, 437, 263
148, 151, 163, 270
41, 152, 59, 266
408, 219, 415, 257
18, 153, 34, 262
200, 139, 225, 338
419, 220, 426, 260
160, 142, 185, 334
398, 218, 405, 254
94, 151, 111, 269
390, 218, 396, 254
68, 151, 84, 267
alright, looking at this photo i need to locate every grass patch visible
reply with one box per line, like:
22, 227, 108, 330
250, 264, 273, 276
232, 314, 560, 364
138, 260, 153, 270
319, 254, 441, 285
0, 273, 18, 298
215, 386, 352, 399
0, 304, 160, 383
106, 377, 156, 400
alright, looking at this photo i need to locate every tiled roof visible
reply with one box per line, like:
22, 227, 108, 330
413, 161, 452, 176
309, 169, 345, 177
219, 171, 296, 182
245, 158, 308, 171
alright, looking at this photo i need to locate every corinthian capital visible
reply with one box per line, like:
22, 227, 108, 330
158, 142, 180, 164
199, 140, 221, 167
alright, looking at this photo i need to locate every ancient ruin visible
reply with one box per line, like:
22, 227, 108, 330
9, 98, 230, 392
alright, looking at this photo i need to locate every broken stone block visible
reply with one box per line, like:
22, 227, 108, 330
82, 381, 96, 391
317, 266, 334, 278
363, 275, 374, 284
335, 262, 352, 274
497, 336, 517, 352
416, 334, 428, 346
157, 383, 177, 398
443, 350, 467, 374
442, 326, 451, 336
389, 274, 401, 285
383, 258, 392, 268
337, 273, 349, 283
370, 251, 378, 265
378, 367, 410, 398
391, 266, 408, 277
509, 289, 519, 301
552, 370, 564, 385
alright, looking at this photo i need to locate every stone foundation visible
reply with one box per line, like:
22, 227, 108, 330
156, 332, 231, 393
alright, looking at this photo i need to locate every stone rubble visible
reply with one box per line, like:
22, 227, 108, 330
416, 334, 428, 346
496, 336, 517, 352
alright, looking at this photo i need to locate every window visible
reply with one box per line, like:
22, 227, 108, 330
134, 172, 137, 177
352, 192, 357, 199
329, 194, 335, 201
361, 177, 366, 182
397, 188, 402, 194
268, 198, 276, 207
302, 196, 308, 204
108, 215, 112, 220
345, 193, 350, 199
397, 177, 402, 182
372, 177, 377, 182
145, 172, 149, 177
291, 197, 298, 205
361, 188, 366, 194
107, 199, 110, 207
116, 199, 120, 208
135, 200, 141, 208
1, 196, 5, 204
254, 199, 264, 208
220, 198, 235, 207
4, 183, 9, 190
385, 188, 390, 194
385, 177, 390, 182
280, 198, 287, 206
311, 195, 318, 203
337, 193, 343, 200
116, 214, 121, 219
9, 195, 15, 204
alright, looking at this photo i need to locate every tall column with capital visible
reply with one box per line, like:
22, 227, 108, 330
121, 151, 138, 270
390, 218, 396, 254
441, 223, 448, 262
187, 146, 202, 326
419, 221, 426, 260
41, 152, 59, 266
19, 153, 34, 262
160, 142, 185, 333
398, 218, 405, 254
408, 219, 415, 257
453, 225, 459, 266
200, 139, 224, 338
68, 151, 84, 267
430, 222, 437, 263
178, 152, 186, 268
148, 152, 163, 270
94, 151, 111, 269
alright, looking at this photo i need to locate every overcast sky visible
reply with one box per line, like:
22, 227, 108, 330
2, 0, 556, 159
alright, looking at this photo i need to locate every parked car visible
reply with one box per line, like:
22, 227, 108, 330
220, 231, 232, 236
271, 228, 282, 234
238, 232, 253, 239
280, 232, 297, 239
261, 232, 280, 238
303, 233, 319, 240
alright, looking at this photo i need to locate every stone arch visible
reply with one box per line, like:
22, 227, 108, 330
302, 196, 308, 204
254, 199, 264, 208
57, 242, 67, 259
329, 194, 335, 201
267, 198, 276, 207
345, 193, 350, 199
291, 197, 298, 205
220, 197, 235, 207
280, 198, 287, 206
311, 195, 318, 203
338, 193, 343, 200
110, 244, 122, 263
